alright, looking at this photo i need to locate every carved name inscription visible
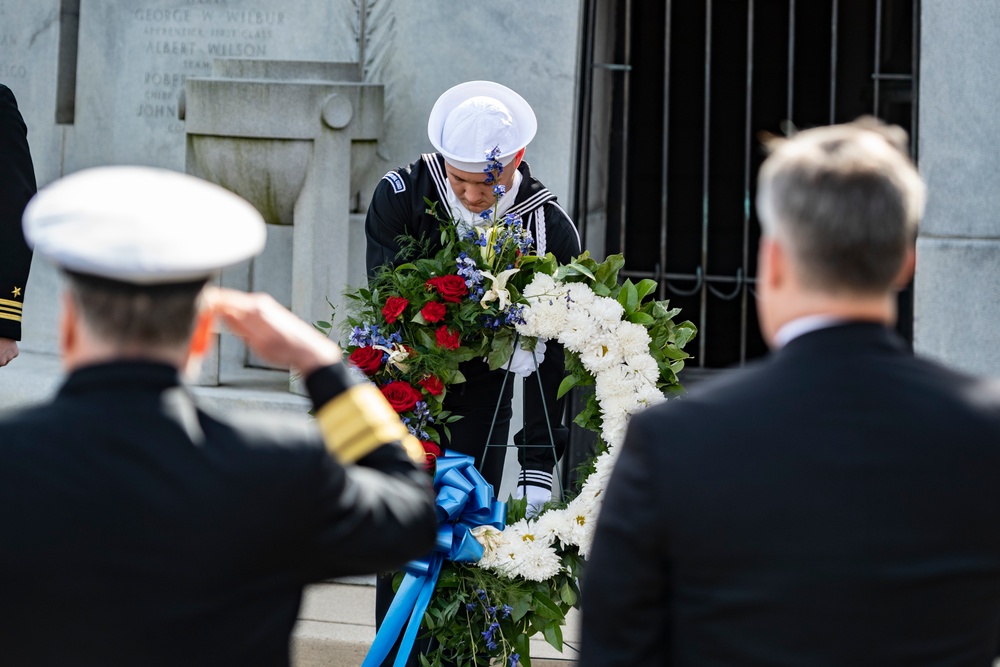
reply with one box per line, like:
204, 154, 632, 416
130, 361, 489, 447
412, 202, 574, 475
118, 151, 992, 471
130, 5, 287, 130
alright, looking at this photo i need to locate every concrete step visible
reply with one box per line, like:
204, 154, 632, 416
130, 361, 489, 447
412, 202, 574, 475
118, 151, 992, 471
293, 580, 580, 667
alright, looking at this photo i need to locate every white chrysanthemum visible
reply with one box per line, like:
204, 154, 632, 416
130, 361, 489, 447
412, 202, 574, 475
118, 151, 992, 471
601, 413, 629, 449
507, 518, 556, 548
481, 520, 563, 582
587, 297, 625, 328
552, 496, 599, 555
522, 274, 558, 299
624, 353, 661, 386
519, 292, 573, 339
530, 510, 567, 545
512, 540, 563, 582
577, 332, 626, 374
615, 321, 652, 355
564, 282, 596, 308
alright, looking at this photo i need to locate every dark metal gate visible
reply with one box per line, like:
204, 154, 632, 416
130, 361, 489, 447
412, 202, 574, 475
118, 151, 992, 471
572, 0, 920, 372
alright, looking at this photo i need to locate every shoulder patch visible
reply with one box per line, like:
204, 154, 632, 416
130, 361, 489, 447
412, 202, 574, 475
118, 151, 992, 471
381, 171, 406, 194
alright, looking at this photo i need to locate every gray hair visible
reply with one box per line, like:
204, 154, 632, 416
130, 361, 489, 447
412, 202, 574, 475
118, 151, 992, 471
756, 117, 926, 295
65, 273, 206, 349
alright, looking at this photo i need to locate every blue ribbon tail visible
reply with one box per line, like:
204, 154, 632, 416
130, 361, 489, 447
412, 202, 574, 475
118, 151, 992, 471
360, 574, 422, 667
393, 556, 443, 667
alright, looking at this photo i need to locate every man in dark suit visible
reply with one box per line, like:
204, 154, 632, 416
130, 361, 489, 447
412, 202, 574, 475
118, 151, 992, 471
581, 119, 1000, 667
0, 166, 437, 666
0, 83, 37, 365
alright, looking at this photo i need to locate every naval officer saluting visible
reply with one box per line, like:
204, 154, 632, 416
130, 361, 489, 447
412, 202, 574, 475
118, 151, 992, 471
0, 166, 437, 667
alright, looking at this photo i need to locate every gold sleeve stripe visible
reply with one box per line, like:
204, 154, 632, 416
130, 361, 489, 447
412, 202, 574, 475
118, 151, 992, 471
0, 312, 22, 323
315, 383, 425, 465
0, 306, 21, 316
0, 299, 23, 309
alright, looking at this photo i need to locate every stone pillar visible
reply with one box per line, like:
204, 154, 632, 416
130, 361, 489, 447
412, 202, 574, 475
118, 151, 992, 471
914, 0, 1000, 377
183, 59, 383, 386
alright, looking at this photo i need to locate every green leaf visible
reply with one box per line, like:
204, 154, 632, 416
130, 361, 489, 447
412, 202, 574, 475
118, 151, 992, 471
411, 312, 428, 326
556, 374, 580, 399
416, 329, 435, 349
542, 621, 563, 652
568, 261, 596, 280
533, 592, 563, 621
591, 281, 612, 297
627, 312, 656, 325
487, 331, 515, 371
511, 591, 533, 622
559, 581, 578, 607
393, 262, 418, 273
618, 279, 639, 313
635, 278, 658, 301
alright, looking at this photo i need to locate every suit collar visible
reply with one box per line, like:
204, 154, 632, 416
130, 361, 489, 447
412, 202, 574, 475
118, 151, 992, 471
59, 360, 183, 397
775, 321, 908, 359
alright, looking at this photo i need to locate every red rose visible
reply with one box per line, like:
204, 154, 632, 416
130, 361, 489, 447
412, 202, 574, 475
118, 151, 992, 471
425, 275, 469, 303
420, 301, 447, 323
348, 346, 383, 375
435, 325, 461, 351
379, 381, 423, 413
421, 441, 442, 472
382, 296, 409, 324
419, 375, 445, 396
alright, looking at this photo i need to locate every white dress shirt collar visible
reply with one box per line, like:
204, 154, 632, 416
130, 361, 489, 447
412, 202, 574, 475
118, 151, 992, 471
772, 314, 848, 349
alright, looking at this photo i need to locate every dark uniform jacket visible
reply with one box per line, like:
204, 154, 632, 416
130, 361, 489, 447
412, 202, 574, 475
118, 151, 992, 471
0, 360, 437, 666
0, 84, 36, 340
582, 323, 1000, 667
365, 153, 582, 488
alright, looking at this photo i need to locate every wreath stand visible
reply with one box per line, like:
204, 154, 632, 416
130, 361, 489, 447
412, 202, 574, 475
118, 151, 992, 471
482, 333, 563, 504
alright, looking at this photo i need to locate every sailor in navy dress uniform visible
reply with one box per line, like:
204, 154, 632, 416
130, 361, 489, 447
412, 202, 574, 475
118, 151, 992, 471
0, 166, 437, 667
365, 80, 582, 508
366, 80, 581, 667
0, 83, 37, 366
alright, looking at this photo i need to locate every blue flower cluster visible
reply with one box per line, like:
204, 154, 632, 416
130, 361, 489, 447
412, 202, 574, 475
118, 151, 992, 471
456, 251, 485, 300
348, 323, 401, 359
483, 145, 504, 186
481, 620, 500, 651
402, 400, 434, 440
482, 304, 526, 331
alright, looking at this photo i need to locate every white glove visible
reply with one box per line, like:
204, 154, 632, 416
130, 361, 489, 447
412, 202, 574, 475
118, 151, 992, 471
507, 339, 546, 378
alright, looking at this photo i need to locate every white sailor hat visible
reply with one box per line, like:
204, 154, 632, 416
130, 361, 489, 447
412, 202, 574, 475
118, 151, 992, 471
427, 80, 537, 172
23, 166, 266, 285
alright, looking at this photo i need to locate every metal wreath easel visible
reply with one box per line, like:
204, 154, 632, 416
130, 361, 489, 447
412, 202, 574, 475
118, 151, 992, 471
481, 333, 563, 502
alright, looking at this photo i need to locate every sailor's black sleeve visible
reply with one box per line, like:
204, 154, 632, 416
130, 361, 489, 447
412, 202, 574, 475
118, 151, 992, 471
0, 85, 36, 341
364, 173, 413, 277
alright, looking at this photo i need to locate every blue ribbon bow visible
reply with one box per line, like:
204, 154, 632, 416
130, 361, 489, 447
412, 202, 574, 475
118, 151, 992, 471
361, 451, 506, 667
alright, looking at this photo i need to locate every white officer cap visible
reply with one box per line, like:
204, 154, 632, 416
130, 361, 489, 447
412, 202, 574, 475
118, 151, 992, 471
23, 166, 266, 285
427, 81, 537, 172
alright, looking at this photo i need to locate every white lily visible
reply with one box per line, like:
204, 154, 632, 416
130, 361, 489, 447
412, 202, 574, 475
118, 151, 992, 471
372, 342, 412, 373
479, 268, 520, 310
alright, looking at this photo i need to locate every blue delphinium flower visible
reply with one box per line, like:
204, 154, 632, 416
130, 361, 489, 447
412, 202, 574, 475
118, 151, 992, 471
503, 305, 526, 326
494, 184, 506, 197
483, 145, 504, 185
509, 653, 519, 667
500, 604, 513, 619
481, 620, 501, 651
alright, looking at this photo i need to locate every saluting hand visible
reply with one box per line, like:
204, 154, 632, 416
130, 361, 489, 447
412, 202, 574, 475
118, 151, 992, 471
0, 338, 18, 367
208, 288, 342, 376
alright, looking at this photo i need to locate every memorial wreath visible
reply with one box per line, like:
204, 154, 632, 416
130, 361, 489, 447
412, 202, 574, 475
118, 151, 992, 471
323, 148, 697, 667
